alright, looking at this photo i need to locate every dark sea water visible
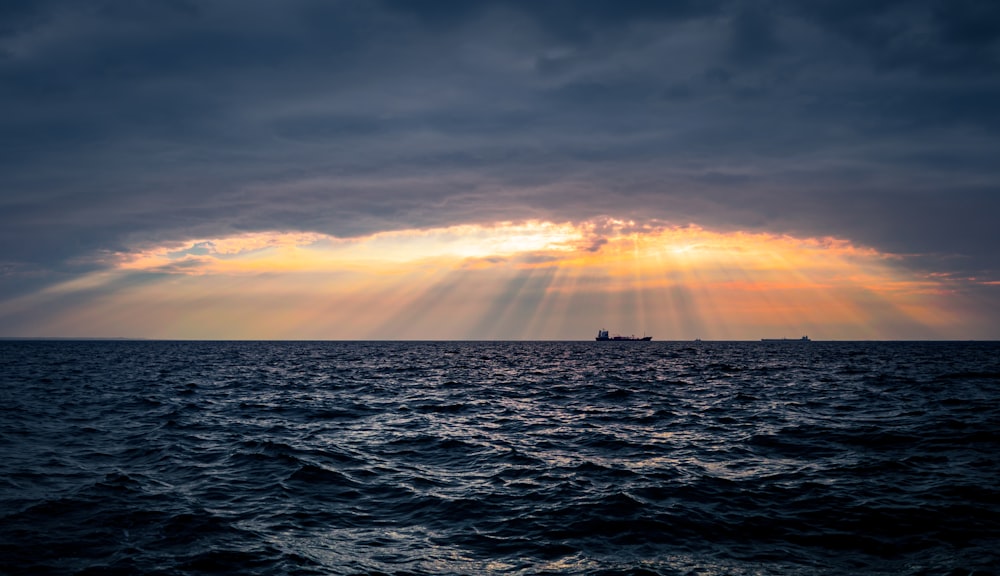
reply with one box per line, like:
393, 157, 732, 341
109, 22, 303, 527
1, 341, 999, 576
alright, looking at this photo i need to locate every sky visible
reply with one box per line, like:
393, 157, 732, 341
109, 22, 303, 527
1, 0, 998, 340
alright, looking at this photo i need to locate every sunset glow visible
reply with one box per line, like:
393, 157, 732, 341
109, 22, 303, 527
2, 0, 997, 341
4, 219, 978, 340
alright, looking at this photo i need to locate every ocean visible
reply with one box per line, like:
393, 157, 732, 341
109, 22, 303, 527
1, 340, 998, 575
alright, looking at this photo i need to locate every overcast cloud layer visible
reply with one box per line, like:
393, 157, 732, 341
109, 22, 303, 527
2, 0, 999, 300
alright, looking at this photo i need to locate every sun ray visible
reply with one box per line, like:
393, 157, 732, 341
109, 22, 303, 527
2, 218, 978, 340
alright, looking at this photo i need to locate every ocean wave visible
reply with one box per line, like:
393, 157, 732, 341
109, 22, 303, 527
1, 340, 998, 575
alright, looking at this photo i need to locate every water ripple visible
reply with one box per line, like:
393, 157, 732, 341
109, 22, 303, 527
1, 340, 998, 575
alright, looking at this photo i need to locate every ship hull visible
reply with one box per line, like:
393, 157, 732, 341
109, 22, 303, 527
596, 329, 652, 341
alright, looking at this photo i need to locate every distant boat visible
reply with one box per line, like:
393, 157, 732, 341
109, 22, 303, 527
596, 329, 652, 341
761, 336, 811, 342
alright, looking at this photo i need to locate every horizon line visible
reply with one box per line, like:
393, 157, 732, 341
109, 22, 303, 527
2, 337, 996, 343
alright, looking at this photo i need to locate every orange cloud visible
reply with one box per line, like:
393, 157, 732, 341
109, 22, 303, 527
3, 219, 983, 340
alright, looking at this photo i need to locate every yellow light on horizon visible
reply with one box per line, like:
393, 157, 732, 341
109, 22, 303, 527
2, 218, 981, 340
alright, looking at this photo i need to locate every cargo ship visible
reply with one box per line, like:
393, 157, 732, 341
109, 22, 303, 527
761, 336, 811, 342
596, 329, 652, 341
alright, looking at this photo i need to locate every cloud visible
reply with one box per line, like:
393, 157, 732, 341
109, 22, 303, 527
0, 0, 998, 314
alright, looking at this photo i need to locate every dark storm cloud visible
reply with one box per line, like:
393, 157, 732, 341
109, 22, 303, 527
2, 0, 1000, 300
